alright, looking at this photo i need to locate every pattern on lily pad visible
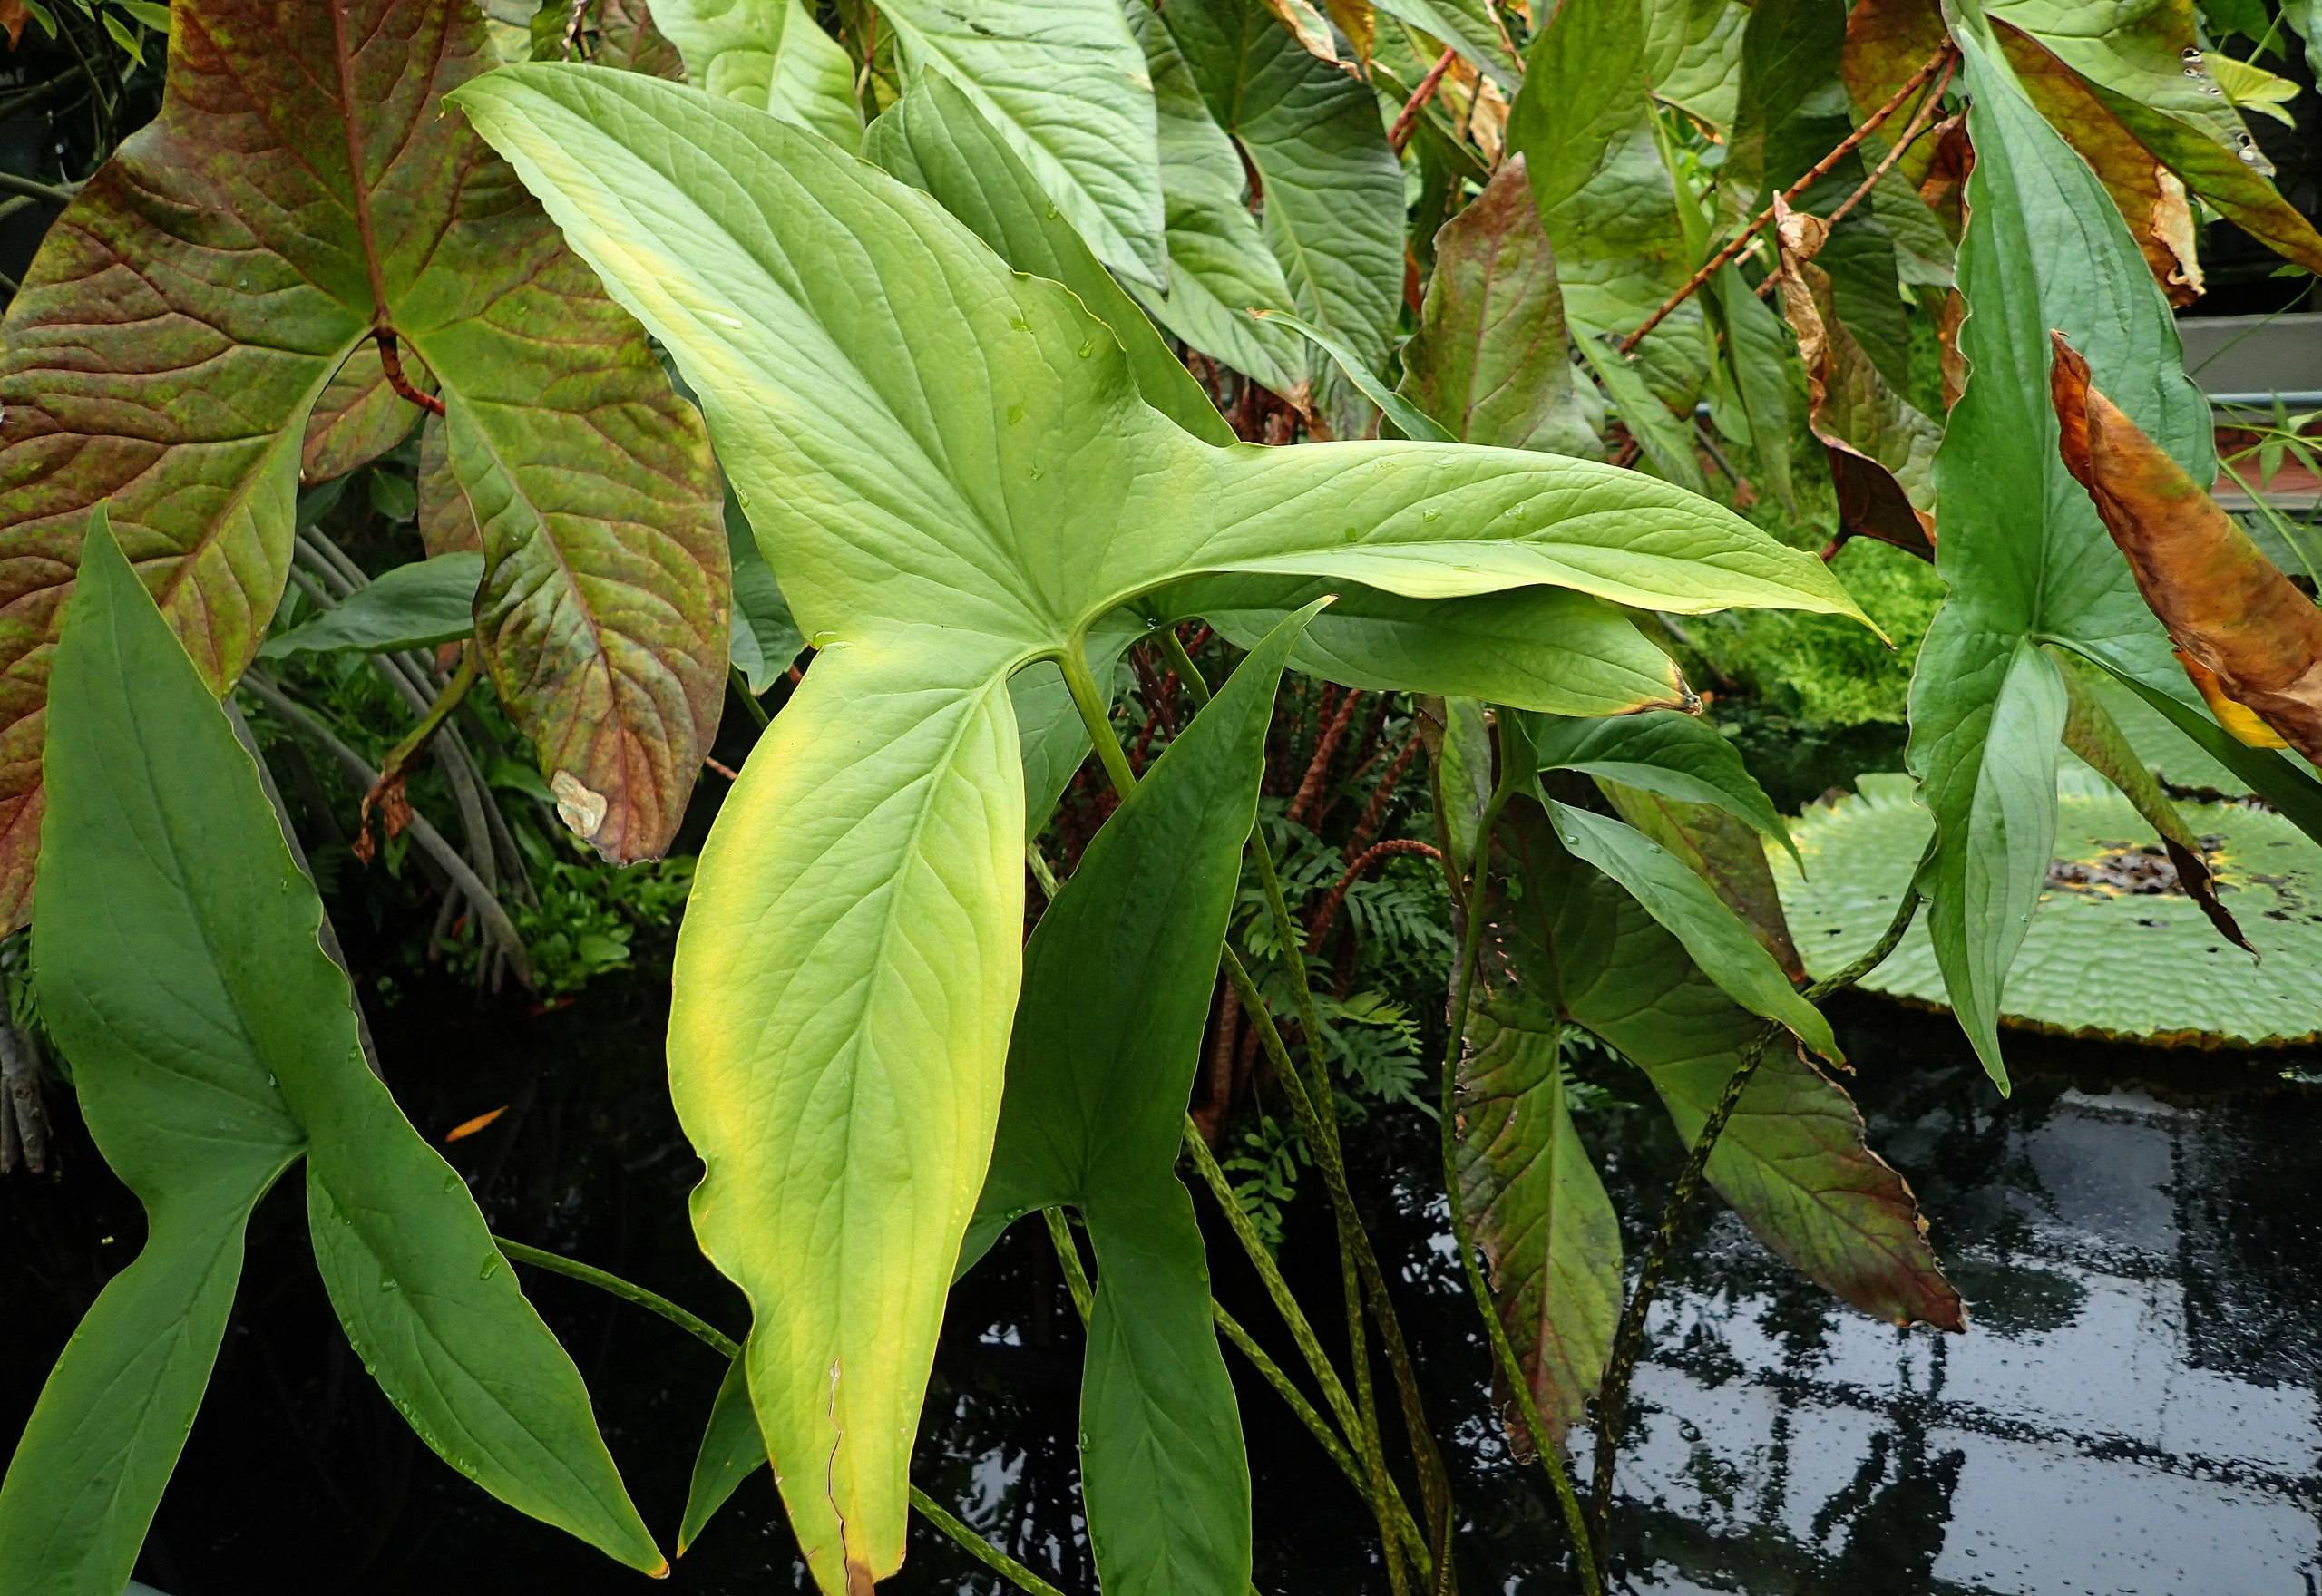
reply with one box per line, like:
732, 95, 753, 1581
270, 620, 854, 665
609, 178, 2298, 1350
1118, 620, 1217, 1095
1772, 773, 2322, 1047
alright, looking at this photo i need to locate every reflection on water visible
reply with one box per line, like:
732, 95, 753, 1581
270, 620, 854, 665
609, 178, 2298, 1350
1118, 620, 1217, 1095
3, 985, 2318, 1593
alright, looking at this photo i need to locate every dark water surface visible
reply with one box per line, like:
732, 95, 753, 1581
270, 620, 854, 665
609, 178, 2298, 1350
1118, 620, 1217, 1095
5, 981, 2318, 1594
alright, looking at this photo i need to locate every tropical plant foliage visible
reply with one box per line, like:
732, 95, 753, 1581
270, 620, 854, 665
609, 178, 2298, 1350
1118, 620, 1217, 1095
1, 0, 2317, 1591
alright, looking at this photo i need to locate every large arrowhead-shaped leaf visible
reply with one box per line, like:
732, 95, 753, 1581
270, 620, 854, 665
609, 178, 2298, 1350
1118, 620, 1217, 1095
453, 63, 1870, 1592
651, 0, 863, 147
873, 0, 1166, 290
3, 515, 660, 1592
1904, 0, 2236, 1089
0, 0, 727, 920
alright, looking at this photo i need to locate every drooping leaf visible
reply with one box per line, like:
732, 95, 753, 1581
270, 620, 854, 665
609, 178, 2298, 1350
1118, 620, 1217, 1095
1524, 710, 1795, 862
1704, 263, 1800, 516
678, 1355, 765, 1556
1904, 0, 2217, 1090
2050, 333, 2322, 771
0, 0, 728, 921
865, 70, 1232, 445
1575, 336, 1710, 495
454, 64, 1872, 1591
1400, 156, 1601, 461
1776, 772, 2322, 1047
4, 514, 661, 1592
1125, 4, 1309, 398
1157, 0, 1407, 395
1455, 1003, 1621, 1444
1599, 781, 1806, 980
1539, 799, 1839, 1061
1483, 806, 1962, 1350
1988, 0, 2322, 275
873, 0, 1167, 290
1259, 309, 1459, 443
976, 609, 1321, 1595
2056, 647, 2248, 951
1769, 202, 1940, 558
1510, 0, 1707, 403
259, 553, 487, 659
651, 0, 862, 147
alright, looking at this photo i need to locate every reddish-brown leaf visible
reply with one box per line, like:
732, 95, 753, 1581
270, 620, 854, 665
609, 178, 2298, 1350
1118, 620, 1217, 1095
2052, 333, 2322, 767
0, 0, 727, 919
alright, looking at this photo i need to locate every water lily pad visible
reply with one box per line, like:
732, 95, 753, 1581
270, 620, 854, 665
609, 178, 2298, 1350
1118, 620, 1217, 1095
1772, 772, 2322, 1047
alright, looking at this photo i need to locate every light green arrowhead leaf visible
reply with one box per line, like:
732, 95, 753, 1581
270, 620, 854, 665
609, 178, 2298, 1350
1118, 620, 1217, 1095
452, 62, 1874, 1592
873, 0, 1167, 290
260, 553, 487, 658
1907, 0, 2229, 1089
5, 512, 660, 1592
653, 0, 863, 148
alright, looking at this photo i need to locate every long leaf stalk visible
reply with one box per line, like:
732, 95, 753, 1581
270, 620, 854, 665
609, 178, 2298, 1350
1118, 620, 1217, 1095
1435, 755, 1604, 1596
1585, 883, 1926, 1552
1156, 628, 1455, 1554
1058, 638, 1423, 1590
494, 1235, 1069, 1596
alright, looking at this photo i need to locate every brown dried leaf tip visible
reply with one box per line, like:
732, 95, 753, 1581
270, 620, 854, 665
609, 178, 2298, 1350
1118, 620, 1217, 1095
2050, 331, 2322, 766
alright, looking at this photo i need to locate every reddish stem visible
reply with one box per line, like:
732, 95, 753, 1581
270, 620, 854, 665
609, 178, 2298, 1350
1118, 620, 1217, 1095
375, 331, 445, 417
1305, 840, 1445, 955
1390, 47, 1459, 152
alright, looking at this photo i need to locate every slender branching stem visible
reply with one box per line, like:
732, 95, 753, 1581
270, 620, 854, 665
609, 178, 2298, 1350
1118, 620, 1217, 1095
496, 1234, 1071, 1596
1585, 884, 1925, 1552
1435, 755, 1603, 1596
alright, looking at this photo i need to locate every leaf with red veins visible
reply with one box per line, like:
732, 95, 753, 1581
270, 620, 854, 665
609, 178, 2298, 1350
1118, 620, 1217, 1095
0, 0, 727, 919
302, 345, 431, 485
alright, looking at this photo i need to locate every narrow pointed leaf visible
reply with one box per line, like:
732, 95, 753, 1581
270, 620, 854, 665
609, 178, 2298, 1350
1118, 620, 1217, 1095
1257, 309, 1459, 443
653, 0, 862, 147
1599, 782, 1806, 980
8, 515, 660, 1587
678, 1356, 764, 1556
259, 553, 487, 658
1541, 799, 1839, 1062
979, 610, 1319, 1596
1525, 710, 1795, 862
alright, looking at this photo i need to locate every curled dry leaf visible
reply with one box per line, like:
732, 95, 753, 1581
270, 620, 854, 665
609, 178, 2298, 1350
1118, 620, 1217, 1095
2051, 333, 2322, 768
1771, 199, 1939, 560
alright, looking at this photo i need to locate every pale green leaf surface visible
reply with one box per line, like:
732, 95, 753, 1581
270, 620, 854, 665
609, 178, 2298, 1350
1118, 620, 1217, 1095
875, 0, 1167, 289
653, 0, 863, 148
454, 63, 1880, 1590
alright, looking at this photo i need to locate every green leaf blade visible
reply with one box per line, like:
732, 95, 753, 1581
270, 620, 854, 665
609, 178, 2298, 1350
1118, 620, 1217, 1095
260, 552, 487, 657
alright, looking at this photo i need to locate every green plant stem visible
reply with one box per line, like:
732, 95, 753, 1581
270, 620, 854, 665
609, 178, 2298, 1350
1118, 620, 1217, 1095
1042, 1207, 1095, 1322
908, 1487, 1070, 1596
1156, 626, 1452, 1561
0, 168, 76, 207
379, 645, 480, 780
1435, 764, 1603, 1596
730, 666, 773, 729
1059, 641, 1138, 796
495, 1235, 1071, 1596
1585, 883, 1924, 1552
